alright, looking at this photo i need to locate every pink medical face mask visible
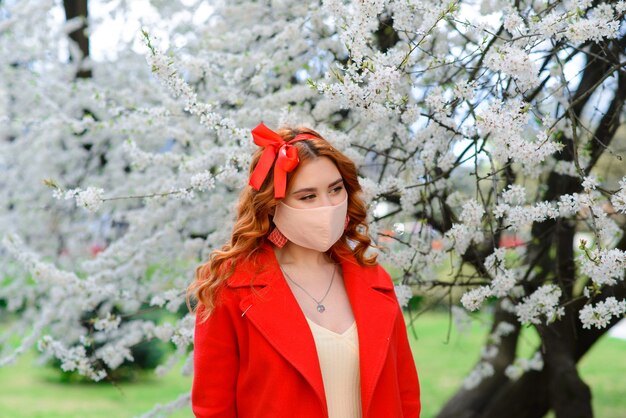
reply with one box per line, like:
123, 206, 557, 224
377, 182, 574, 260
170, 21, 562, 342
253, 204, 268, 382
272, 194, 348, 252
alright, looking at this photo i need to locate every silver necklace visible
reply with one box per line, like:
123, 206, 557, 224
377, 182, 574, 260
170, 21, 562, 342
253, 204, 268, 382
280, 263, 336, 313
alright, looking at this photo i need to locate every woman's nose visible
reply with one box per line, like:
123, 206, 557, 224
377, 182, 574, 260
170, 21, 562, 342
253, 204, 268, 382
319, 193, 333, 207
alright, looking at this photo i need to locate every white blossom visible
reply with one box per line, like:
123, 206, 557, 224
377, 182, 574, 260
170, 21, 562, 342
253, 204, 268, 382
93, 312, 121, 333
394, 284, 413, 308
485, 249, 518, 297
453, 79, 476, 101
501, 184, 527, 206
463, 361, 494, 389
460, 199, 485, 228
579, 297, 626, 330
515, 284, 565, 325
564, 7, 620, 43
37, 335, 107, 381
485, 45, 539, 92
582, 175, 599, 192
461, 286, 491, 312
505, 352, 543, 380
54, 186, 106, 213
611, 177, 626, 213
578, 248, 626, 287
95, 343, 134, 369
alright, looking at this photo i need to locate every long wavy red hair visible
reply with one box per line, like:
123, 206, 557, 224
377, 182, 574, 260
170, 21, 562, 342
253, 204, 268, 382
186, 125, 381, 323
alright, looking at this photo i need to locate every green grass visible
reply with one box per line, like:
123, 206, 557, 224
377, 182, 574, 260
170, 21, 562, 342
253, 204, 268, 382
0, 348, 193, 418
1, 311, 624, 418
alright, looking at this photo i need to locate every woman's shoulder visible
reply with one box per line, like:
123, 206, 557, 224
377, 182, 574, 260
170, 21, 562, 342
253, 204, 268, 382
223, 246, 277, 288
341, 249, 394, 290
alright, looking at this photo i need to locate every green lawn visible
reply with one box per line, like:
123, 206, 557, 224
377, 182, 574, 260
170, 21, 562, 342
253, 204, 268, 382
0, 348, 193, 418
1, 311, 624, 418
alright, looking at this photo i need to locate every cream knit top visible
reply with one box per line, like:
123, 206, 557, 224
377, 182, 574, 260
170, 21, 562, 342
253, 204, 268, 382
305, 315, 362, 418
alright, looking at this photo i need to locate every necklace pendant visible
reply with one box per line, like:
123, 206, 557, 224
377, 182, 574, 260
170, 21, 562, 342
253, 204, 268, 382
317, 304, 326, 313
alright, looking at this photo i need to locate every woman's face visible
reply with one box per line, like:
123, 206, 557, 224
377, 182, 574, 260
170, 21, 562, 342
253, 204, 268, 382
282, 156, 347, 209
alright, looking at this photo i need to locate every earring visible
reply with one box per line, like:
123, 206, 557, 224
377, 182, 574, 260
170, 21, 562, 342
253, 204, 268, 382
268, 227, 288, 248
344, 215, 350, 231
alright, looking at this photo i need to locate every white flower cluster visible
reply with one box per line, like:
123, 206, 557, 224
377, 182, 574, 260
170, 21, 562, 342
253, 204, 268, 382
316, 62, 405, 114
529, 10, 562, 37
484, 248, 518, 297
504, 352, 543, 380
37, 335, 107, 381
170, 314, 196, 350
358, 175, 380, 207
141, 31, 241, 135
93, 312, 121, 333
476, 100, 563, 171
503, 10, 525, 35
461, 287, 491, 312
53, 186, 105, 213
515, 284, 565, 325
460, 247, 520, 312
611, 176, 626, 213
579, 297, 626, 329
322, 0, 385, 65
564, 4, 621, 43
495, 200, 557, 231
2, 233, 83, 289
582, 175, 599, 192
121, 139, 184, 171
453, 79, 477, 102
463, 361, 494, 390
591, 209, 622, 246
485, 45, 539, 92
153, 323, 175, 342
444, 199, 485, 255
578, 248, 626, 287
150, 289, 185, 313
189, 170, 216, 192
523, 2, 621, 44
394, 284, 413, 308
501, 184, 527, 206
95, 342, 134, 369
492, 187, 609, 232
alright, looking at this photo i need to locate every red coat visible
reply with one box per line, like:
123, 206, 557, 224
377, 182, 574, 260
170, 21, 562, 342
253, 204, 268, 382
191, 241, 421, 417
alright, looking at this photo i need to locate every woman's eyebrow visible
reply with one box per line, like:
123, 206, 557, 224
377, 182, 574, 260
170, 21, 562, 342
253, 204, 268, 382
291, 178, 343, 194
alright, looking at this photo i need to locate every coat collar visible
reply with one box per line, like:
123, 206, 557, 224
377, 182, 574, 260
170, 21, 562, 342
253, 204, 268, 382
227, 241, 398, 418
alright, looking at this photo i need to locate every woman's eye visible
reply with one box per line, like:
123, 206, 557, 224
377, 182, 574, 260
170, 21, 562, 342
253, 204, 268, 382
332, 186, 344, 193
300, 195, 314, 200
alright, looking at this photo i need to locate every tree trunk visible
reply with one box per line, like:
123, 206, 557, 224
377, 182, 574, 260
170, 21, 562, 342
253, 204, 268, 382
437, 279, 625, 418
63, 0, 91, 79
435, 300, 521, 418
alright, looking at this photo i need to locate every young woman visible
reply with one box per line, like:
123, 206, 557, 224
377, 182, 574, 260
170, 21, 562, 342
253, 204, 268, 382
187, 122, 421, 418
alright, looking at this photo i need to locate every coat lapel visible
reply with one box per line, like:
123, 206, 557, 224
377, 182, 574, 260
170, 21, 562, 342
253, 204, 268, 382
340, 249, 399, 417
227, 241, 398, 417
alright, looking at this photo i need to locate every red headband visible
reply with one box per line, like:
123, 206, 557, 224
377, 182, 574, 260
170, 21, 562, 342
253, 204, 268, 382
248, 122, 318, 199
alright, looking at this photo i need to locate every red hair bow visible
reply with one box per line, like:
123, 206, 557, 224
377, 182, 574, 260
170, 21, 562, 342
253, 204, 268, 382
248, 122, 318, 199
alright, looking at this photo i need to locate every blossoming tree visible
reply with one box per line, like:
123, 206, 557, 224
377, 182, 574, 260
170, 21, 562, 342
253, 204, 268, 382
1, 0, 625, 417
